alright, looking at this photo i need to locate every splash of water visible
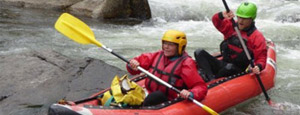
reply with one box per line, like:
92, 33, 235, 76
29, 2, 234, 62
270, 102, 300, 115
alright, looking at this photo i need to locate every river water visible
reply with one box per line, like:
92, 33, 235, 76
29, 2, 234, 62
1, 0, 300, 114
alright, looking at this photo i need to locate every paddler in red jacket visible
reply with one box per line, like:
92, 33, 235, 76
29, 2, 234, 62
127, 30, 207, 106
194, 2, 267, 82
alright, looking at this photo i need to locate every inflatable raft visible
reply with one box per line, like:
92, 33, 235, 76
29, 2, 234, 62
48, 40, 276, 115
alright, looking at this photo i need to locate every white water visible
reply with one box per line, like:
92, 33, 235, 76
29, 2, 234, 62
1, 0, 300, 114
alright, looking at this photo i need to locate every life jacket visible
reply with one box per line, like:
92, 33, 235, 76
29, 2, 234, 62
220, 26, 256, 70
145, 51, 188, 100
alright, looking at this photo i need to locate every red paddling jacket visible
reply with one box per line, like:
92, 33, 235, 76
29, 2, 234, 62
212, 12, 267, 71
127, 50, 207, 101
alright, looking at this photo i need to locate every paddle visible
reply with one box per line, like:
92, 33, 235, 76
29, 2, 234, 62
54, 13, 219, 115
221, 0, 273, 105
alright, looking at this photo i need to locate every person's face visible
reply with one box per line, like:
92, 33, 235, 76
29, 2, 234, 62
162, 41, 178, 57
237, 16, 253, 30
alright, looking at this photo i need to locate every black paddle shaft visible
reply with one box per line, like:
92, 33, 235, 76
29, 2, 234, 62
222, 0, 237, 26
101, 46, 130, 64
111, 51, 130, 64
221, 0, 271, 103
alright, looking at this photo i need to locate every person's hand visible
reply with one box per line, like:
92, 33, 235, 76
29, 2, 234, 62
129, 59, 139, 71
222, 10, 235, 19
179, 89, 190, 99
211, 52, 221, 57
251, 65, 260, 74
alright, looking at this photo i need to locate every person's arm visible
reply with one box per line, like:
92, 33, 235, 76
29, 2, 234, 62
126, 51, 159, 75
180, 58, 207, 101
212, 11, 235, 39
250, 31, 267, 73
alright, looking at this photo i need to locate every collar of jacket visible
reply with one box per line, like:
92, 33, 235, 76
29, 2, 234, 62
241, 22, 257, 36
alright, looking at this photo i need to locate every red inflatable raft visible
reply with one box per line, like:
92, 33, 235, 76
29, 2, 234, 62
48, 40, 276, 115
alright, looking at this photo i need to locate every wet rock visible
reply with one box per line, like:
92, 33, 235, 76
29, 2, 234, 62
69, 0, 151, 20
0, 50, 127, 115
130, 0, 152, 20
0, 0, 83, 10
97, 0, 132, 19
1, 0, 152, 21
0, 8, 20, 19
68, 0, 105, 18
96, 0, 151, 20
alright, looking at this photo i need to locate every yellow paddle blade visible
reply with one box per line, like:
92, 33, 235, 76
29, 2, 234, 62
202, 105, 219, 115
54, 13, 102, 47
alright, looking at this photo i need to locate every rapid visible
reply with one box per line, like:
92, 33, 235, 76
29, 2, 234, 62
1, 0, 300, 114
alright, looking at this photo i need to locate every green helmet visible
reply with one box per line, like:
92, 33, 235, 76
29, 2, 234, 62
236, 2, 257, 20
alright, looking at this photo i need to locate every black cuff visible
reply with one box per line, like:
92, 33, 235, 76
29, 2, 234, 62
256, 64, 263, 71
218, 12, 224, 20
127, 64, 134, 70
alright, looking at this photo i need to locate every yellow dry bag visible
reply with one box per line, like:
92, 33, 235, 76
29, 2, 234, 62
101, 75, 145, 106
